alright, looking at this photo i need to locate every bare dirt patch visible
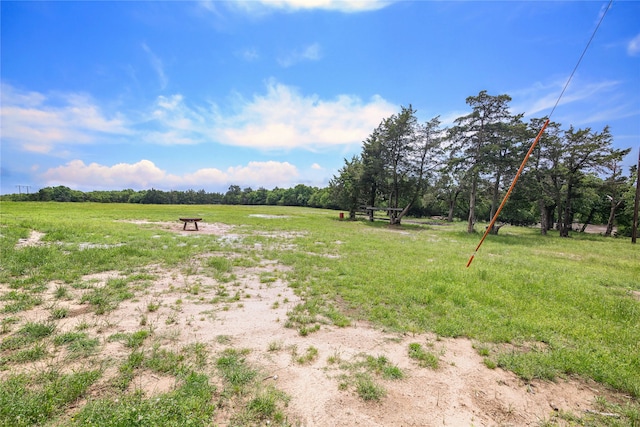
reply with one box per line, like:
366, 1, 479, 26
2, 221, 633, 426
117, 219, 235, 236
14, 230, 46, 248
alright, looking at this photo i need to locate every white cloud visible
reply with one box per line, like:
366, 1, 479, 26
142, 43, 168, 90
232, 0, 393, 14
2, 80, 395, 153
628, 33, 640, 56
311, 163, 323, 170
278, 43, 322, 67
213, 80, 396, 149
0, 83, 131, 153
42, 160, 167, 189
40, 159, 300, 190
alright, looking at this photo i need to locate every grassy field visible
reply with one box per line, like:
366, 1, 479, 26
1, 202, 639, 425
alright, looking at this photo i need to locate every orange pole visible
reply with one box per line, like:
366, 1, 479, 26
466, 119, 550, 268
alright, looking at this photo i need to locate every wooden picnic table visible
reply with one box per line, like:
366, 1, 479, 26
361, 206, 403, 222
179, 218, 202, 230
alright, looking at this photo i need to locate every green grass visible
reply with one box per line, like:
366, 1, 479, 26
216, 348, 257, 391
53, 331, 100, 357
1, 200, 639, 424
72, 372, 215, 426
0, 370, 100, 427
80, 277, 135, 314
1, 321, 55, 351
408, 342, 439, 369
354, 373, 386, 401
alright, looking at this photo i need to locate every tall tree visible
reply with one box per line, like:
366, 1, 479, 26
528, 118, 563, 234
558, 125, 622, 237
449, 90, 514, 233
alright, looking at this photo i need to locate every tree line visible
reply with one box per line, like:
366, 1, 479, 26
2, 184, 335, 209
329, 90, 635, 237
3, 90, 636, 237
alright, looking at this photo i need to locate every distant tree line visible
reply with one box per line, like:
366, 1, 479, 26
1, 183, 338, 209
3, 90, 636, 237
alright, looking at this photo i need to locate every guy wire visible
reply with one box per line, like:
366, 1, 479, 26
466, 0, 614, 268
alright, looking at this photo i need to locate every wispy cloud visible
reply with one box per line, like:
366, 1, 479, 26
628, 33, 640, 56
0, 83, 130, 154
41, 159, 300, 191
278, 43, 322, 67
509, 77, 625, 123
142, 42, 168, 90
2, 80, 396, 153
230, 0, 393, 14
238, 47, 260, 62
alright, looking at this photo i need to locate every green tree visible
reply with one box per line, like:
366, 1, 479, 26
329, 156, 363, 219
602, 148, 632, 236
557, 125, 623, 237
449, 91, 514, 233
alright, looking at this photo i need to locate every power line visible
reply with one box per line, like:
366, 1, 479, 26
466, 0, 614, 267
548, 0, 613, 120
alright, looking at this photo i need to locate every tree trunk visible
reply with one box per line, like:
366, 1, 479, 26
560, 182, 573, 237
447, 200, 455, 222
546, 205, 555, 232
604, 200, 622, 237
556, 202, 563, 231
467, 174, 477, 233
487, 171, 501, 234
580, 207, 596, 233
538, 198, 548, 235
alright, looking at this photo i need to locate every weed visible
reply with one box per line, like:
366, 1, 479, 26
408, 342, 439, 369
327, 350, 342, 365
354, 373, 386, 401
147, 300, 160, 312
267, 340, 283, 352
483, 358, 497, 369
50, 307, 69, 319
126, 330, 150, 349
80, 278, 134, 314
0, 317, 19, 334
232, 385, 289, 425
216, 348, 257, 391
215, 334, 232, 345
54, 284, 70, 299
299, 324, 320, 336
295, 346, 319, 364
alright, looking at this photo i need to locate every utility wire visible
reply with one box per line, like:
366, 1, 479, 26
466, 0, 613, 268
549, 0, 613, 119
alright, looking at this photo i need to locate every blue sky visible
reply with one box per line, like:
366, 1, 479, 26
1, 0, 639, 195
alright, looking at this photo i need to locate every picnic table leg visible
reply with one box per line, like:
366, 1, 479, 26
194, 221, 198, 231
183, 221, 187, 230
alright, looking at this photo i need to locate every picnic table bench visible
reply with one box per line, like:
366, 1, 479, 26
359, 206, 404, 222
179, 218, 202, 230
